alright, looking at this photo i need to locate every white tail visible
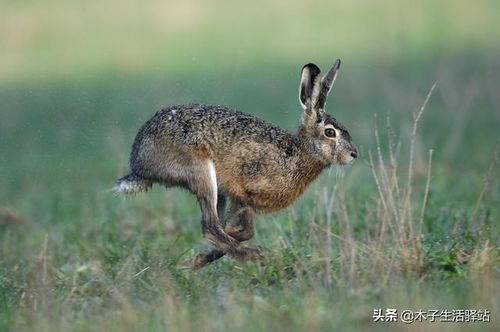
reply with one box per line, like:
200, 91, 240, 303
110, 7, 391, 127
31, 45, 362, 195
113, 174, 152, 194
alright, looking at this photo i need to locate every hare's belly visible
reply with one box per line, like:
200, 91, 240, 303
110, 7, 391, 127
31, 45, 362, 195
222, 176, 310, 213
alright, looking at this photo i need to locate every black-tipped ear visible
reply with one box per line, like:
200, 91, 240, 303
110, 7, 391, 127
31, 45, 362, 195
299, 63, 321, 109
316, 59, 341, 109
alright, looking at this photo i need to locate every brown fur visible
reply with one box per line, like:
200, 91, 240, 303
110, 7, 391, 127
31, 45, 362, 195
116, 60, 357, 268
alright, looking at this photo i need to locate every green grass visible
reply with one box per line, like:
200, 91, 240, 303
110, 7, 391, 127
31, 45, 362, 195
1, 59, 498, 331
1, 1, 499, 331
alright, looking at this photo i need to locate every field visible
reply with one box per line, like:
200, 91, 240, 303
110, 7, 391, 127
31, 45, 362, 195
0, 1, 499, 331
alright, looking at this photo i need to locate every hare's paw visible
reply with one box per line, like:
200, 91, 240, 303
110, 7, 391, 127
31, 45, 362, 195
233, 244, 264, 262
192, 249, 225, 270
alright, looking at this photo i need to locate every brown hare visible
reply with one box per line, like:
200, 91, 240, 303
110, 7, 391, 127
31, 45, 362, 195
116, 59, 357, 268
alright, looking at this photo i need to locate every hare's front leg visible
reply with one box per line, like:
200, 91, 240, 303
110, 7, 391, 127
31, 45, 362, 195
217, 193, 227, 224
224, 200, 255, 241
193, 199, 259, 269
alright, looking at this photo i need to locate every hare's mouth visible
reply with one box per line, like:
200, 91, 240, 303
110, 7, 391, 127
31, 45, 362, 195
337, 152, 357, 165
344, 156, 354, 164
339, 157, 354, 165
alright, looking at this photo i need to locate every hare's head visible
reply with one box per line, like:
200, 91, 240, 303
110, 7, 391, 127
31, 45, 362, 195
298, 59, 357, 165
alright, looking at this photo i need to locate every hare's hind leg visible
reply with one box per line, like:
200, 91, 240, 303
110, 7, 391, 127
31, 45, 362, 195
192, 193, 228, 269
193, 200, 257, 269
193, 161, 262, 263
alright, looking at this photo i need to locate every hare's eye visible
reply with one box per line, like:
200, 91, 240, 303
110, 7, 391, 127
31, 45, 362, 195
324, 128, 336, 138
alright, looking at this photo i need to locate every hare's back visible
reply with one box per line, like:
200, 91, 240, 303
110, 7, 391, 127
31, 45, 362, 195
130, 104, 298, 180
141, 104, 291, 148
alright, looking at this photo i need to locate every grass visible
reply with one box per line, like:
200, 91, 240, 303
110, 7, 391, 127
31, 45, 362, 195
1, 0, 499, 331
1, 66, 497, 330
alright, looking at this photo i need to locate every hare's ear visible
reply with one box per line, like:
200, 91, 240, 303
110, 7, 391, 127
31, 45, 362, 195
299, 63, 321, 110
316, 59, 341, 110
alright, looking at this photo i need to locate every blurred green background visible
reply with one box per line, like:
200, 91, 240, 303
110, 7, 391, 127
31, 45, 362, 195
0, 1, 499, 331
2, 0, 500, 191
1, 0, 499, 197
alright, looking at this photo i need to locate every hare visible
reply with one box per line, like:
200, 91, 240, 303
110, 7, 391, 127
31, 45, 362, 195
115, 59, 357, 268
